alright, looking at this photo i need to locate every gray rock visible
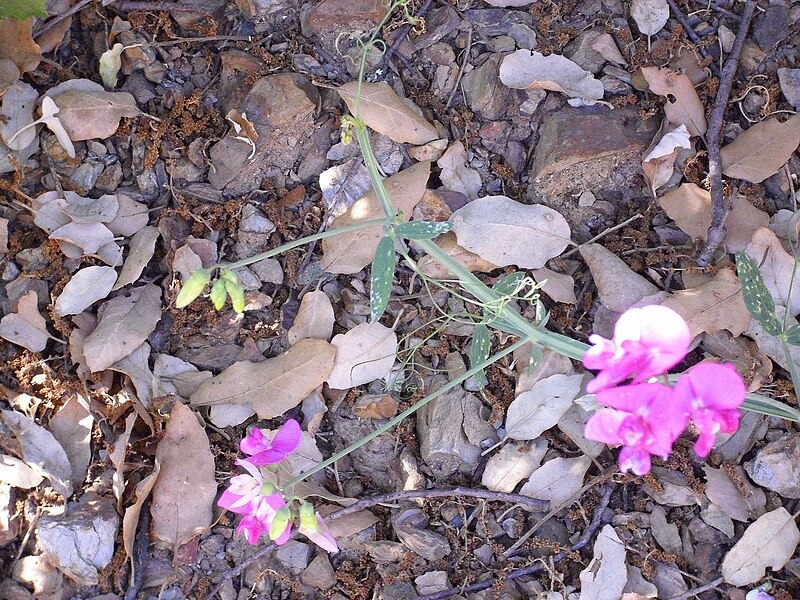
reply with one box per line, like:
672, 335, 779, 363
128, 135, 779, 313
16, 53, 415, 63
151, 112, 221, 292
95, 163, 123, 194
393, 509, 451, 561
753, 3, 789, 50
745, 433, 800, 498
465, 9, 537, 49
15, 248, 48, 272
69, 162, 104, 195
275, 540, 313, 573
364, 540, 407, 564
778, 67, 800, 110
2, 261, 20, 282
332, 411, 400, 490
462, 54, 515, 122
380, 582, 419, 600
415, 571, 450, 595
413, 6, 461, 50
300, 554, 336, 589
250, 257, 284, 285
417, 387, 495, 479
36, 495, 118, 585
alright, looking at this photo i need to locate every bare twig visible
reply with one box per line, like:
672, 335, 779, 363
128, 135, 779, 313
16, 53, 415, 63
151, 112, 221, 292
561, 214, 643, 259
445, 27, 472, 108
205, 487, 548, 599
416, 485, 615, 600
114, 1, 214, 12
33, 0, 93, 39
665, 0, 720, 78
381, 0, 435, 70
668, 576, 724, 599
696, 0, 756, 267
688, 0, 742, 22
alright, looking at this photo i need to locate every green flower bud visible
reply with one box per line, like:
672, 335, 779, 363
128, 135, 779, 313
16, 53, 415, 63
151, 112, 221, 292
210, 278, 227, 311
269, 505, 291, 541
175, 269, 210, 308
224, 278, 245, 313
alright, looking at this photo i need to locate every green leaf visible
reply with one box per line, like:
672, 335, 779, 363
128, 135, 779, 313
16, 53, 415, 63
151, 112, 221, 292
175, 269, 210, 308
370, 235, 395, 322
784, 324, 800, 346
742, 392, 800, 422
469, 323, 491, 388
209, 278, 227, 311
736, 252, 782, 336
0, 0, 47, 20
393, 220, 453, 240
269, 505, 292, 541
99, 43, 125, 89
492, 272, 528, 298
222, 272, 245, 313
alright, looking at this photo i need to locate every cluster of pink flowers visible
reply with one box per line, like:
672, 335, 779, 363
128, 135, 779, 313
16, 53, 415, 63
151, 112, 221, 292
218, 419, 338, 552
583, 306, 746, 475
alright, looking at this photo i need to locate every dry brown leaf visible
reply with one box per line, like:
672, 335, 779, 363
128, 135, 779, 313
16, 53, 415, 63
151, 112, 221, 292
580, 243, 658, 312
659, 183, 769, 252
110, 412, 136, 512
0, 409, 72, 498
327, 322, 398, 390
630, 0, 669, 36
48, 393, 93, 486
437, 141, 481, 200
579, 525, 628, 600
106, 193, 149, 237
0, 217, 7, 254
1, 81, 38, 151
418, 231, 499, 278
642, 125, 691, 196
639, 268, 750, 338
287, 290, 335, 345
50, 87, 140, 141
520, 455, 591, 506
63, 193, 119, 224
150, 402, 216, 548
720, 114, 800, 183
82, 284, 162, 373
123, 461, 160, 562
641, 67, 707, 136
338, 82, 438, 145
0, 18, 41, 74
153, 354, 212, 400
191, 338, 336, 419
54, 266, 118, 316
0, 290, 50, 352
532, 267, 577, 304
703, 465, 765, 522
745, 227, 800, 316
113, 226, 159, 290
321, 161, 430, 274
505, 374, 584, 441
451, 195, 571, 269
721, 507, 800, 586
499, 50, 604, 103
111, 343, 157, 406
0, 58, 20, 95
481, 439, 547, 493
50, 222, 115, 256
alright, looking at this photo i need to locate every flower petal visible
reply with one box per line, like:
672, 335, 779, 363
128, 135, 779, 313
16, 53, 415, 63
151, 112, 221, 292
240, 427, 270, 456
618, 446, 651, 475
270, 419, 302, 457
584, 409, 627, 445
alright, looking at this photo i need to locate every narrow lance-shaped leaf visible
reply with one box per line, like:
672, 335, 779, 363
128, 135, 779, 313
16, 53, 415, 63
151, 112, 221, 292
735, 252, 782, 336
370, 235, 395, 322
784, 324, 800, 346
469, 323, 491, 388
393, 220, 453, 240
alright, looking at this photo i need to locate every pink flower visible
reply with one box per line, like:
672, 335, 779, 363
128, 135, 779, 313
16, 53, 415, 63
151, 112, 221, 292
240, 419, 301, 466
673, 362, 745, 457
583, 306, 691, 393
586, 383, 688, 475
297, 502, 339, 553
217, 460, 292, 545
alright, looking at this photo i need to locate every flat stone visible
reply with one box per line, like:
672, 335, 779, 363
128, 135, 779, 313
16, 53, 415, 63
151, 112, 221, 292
209, 74, 318, 194
301, 0, 388, 38
415, 571, 450, 595
36, 495, 118, 585
753, 3, 789, 50
745, 433, 800, 498
393, 509, 451, 561
275, 540, 313, 573
380, 582, 419, 600
778, 67, 800, 110
413, 6, 461, 50
300, 554, 336, 590
364, 540, 407, 564
465, 9, 537, 49
462, 54, 515, 121
250, 257, 284, 285
421, 42, 455, 66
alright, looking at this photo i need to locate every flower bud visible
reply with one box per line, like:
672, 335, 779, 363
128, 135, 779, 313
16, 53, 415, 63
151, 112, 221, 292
175, 269, 210, 308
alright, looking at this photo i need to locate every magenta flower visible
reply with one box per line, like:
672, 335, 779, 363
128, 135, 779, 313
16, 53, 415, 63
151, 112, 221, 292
673, 362, 745, 457
586, 383, 688, 475
583, 306, 691, 393
240, 419, 301, 466
297, 502, 339, 553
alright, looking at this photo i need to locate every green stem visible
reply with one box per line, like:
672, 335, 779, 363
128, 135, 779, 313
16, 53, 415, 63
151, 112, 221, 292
283, 336, 529, 490
215, 217, 389, 271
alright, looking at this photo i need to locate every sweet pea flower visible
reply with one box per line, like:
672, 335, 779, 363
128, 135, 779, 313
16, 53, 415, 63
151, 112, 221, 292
673, 362, 745, 457
297, 502, 339, 553
241, 419, 301, 466
586, 383, 688, 475
218, 460, 292, 545
583, 306, 691, 393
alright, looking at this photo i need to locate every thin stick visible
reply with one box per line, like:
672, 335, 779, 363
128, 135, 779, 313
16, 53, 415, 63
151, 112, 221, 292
688, 0, 741, 21
446, 27, 473, 108
114, 1, 214, 12
416, 485, 615, 600
205, 486, 548, 599
33, 0, 93, 39
381, 0, 435, 69
665, 0, 720, 78
696, 0, 756, 267
667, 576, 724, 599
561, 214, 643, 259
